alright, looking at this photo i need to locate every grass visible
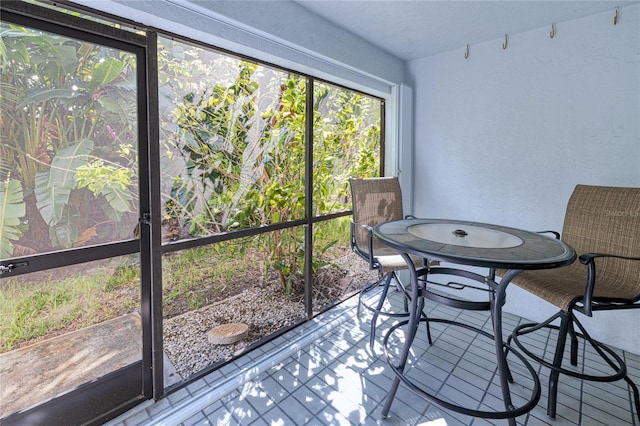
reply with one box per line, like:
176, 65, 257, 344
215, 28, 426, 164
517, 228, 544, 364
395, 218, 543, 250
0, 217, 352, 353
160, 240, 259, 317
0, 264, 139, 352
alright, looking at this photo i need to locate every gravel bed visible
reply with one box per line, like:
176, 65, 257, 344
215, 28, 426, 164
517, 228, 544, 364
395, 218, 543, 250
163, 286, 304, 379
163, 253, 378, 379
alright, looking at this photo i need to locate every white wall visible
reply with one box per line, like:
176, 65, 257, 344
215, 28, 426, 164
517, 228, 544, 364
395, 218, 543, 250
407, 6, 640, 353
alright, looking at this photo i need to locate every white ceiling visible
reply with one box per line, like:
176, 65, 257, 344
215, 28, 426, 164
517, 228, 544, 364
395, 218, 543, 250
293, 0, 638, 60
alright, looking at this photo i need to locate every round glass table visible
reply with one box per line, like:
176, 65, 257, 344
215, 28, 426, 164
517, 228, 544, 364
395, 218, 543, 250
373, 218, 576, 424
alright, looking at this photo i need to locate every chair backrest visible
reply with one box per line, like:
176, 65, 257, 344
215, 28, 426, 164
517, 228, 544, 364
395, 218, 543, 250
562, 184, 640, 300
350, 177, 404, 256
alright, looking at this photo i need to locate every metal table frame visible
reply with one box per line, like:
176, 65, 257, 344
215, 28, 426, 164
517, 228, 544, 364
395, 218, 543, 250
373, 219, 576, 425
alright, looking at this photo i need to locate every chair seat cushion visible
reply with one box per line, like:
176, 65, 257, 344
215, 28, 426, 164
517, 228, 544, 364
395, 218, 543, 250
499, 260, 640, 312
377, 253, 424, 274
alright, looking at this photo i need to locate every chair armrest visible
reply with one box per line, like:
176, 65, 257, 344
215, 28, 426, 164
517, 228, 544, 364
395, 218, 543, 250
537, 230, 560, 239
350, 220, 377, 270
362, 223, 376, 270
579, 253, 640, 264
578, 252, 640, 315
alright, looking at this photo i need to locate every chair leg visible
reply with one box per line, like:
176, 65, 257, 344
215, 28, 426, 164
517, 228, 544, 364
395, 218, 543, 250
369, 272, 394, 350
418, 277, 433, 345
390, 273, 410, 313
571, 317, 640, 423
624, 375, 640, 423
568, 321, 579, 366
504, 334, 515, 384
421, 309, 433, 345
548, 311, 571, 419
357, 279, 379, 320
392, 272, 433, 345
512, 309, 638, 421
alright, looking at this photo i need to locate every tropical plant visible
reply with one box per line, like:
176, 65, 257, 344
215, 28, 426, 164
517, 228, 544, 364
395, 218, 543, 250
166, 55, 380, 292
0, 179, 27, 259
0, 23, 138, 258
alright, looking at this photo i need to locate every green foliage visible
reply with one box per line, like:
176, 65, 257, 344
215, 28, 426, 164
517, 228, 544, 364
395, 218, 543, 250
1, 23, 138, 257
104, 264, 139, 292
0, 179, 27, 258
169, 61, 307, 291
162, 45, 381, 292
34, 139, 94, 226
2, 24, 380, 287
76, 158, 134, 212
160, 242, 252, 316
0, 263, 139, 352
311, 239, 338, 272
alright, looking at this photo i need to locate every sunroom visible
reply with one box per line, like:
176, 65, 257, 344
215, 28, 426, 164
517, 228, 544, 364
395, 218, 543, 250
0, 1, 638, 425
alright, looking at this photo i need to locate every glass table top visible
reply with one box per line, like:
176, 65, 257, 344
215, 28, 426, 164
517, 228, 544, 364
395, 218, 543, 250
408, 223, 524, 249
373, 218, 576, 270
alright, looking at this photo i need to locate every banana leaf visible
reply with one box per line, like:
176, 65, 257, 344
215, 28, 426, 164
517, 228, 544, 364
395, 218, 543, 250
0, 180, 26, 259
17, 88, 77, 108
103, 184, 132, 213
49, 205, 79, 249
35, 138, 94, 226
89, 57, 124, 91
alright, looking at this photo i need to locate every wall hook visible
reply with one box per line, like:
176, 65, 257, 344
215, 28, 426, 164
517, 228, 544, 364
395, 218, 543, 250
614, 7, 619, 25
502, 34, 508, 50
464, 44, 469, 59
550, 23, 556, 39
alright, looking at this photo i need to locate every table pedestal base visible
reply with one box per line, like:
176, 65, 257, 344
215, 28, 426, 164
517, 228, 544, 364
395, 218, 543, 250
381, 317, 541, 421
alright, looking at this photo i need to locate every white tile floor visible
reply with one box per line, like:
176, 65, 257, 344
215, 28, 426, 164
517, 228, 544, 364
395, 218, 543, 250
106, 287, 640, 426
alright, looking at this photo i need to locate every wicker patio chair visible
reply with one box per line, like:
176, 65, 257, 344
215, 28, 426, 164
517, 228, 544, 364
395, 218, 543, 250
349, 177, 432, 350
507, 184, 640, 421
